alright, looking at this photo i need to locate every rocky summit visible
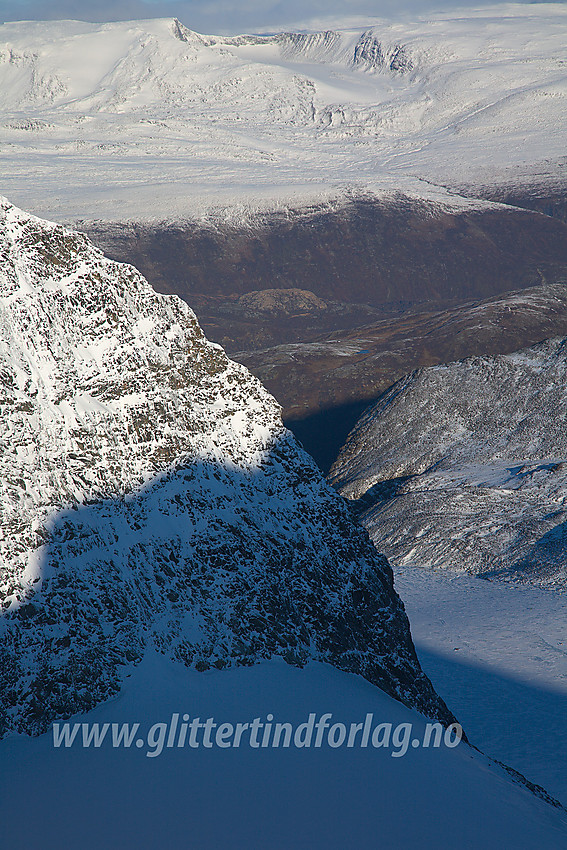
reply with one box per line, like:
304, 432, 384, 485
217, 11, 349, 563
0, 198, 454, 736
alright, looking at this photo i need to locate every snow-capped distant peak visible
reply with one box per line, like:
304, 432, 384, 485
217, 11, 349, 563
0, 7, 565, 222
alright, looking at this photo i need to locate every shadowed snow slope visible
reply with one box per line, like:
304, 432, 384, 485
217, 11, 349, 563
0, 197, 453, 737
330, 337, 567, 588
393, 565, 567, 806
1, 656, 566, 849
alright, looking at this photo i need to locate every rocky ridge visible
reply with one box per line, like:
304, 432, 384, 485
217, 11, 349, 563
0, 198, 454, 736
330, 337, 567, 589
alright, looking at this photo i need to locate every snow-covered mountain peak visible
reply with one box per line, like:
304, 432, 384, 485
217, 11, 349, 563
170, 17, 207, 44
0, 199, 454, 736
0, 194, 279, 566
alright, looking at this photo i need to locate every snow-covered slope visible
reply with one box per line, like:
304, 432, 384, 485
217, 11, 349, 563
1, 655, 566, 850
0, 7, 565, 221
395, 565, 567, 806
0, 197, 453, 737
330, 337, 567, 588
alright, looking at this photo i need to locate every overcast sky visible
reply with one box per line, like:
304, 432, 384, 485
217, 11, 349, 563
0, 0, 560, 34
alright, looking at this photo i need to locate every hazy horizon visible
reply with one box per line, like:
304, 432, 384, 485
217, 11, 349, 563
0, 0, 563, 35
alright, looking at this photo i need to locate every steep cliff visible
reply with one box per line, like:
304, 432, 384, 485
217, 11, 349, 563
0, 198, 453, 736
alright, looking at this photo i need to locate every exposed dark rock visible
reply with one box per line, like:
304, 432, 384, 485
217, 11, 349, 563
82, 195, 567, 320
0, 197, 457, 736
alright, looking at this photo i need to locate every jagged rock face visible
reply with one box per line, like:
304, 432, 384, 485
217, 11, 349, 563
330, 339, 567, 589
0, 198, 453, 736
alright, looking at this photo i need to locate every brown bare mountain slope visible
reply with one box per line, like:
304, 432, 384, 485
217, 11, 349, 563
82, 191, 567, 470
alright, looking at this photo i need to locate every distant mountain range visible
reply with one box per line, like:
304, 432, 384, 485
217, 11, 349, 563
2, 10, 567, 468
1, 9, 565, 220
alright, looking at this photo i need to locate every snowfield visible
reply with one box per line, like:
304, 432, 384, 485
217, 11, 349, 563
1, 656, 566, 849
0, 6, 565, 222
395, 565, 567, 807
